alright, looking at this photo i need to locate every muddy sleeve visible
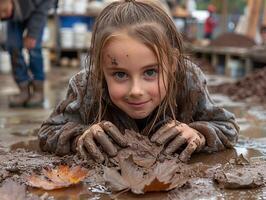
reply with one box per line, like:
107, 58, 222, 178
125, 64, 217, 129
38, 73, 89, 156
188, 67, 239, 152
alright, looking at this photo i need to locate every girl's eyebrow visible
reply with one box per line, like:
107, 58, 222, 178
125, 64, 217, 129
106, 63, 158, 70
142, 63, 159, 69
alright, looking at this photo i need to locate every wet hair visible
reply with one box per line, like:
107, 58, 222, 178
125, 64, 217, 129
86, 0, 188, 131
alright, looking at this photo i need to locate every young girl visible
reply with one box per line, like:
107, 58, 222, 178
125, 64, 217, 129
38, 0, 239, 163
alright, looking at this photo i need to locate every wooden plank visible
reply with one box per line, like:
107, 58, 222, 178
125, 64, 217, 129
221, 0, 228, 33
262, 0, 266, 26
246, 0, 262, 38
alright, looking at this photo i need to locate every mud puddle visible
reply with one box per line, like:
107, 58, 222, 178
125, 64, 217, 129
1, 144, 266, 200
0, 112, 266, 199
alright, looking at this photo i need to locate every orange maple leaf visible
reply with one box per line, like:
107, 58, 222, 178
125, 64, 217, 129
26, 165, 89, 190
143, 178, 171, 192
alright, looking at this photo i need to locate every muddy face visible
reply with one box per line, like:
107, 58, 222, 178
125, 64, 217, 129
102, 32, 168, 119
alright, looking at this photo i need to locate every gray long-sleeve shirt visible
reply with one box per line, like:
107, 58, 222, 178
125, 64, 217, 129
38, 61, 239, 156
12, 0, 54, 39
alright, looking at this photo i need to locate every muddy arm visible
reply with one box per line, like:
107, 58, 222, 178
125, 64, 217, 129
188, 67, 239, 152
38, 71, 89, 156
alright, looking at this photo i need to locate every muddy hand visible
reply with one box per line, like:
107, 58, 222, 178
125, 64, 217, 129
151, 120, 205, 162
77, 121, 128, 163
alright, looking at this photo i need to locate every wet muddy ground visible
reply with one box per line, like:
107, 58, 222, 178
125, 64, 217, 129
0, 67, 266, 200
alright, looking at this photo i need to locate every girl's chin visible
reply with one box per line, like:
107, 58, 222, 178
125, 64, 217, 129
128, 112, 150, 119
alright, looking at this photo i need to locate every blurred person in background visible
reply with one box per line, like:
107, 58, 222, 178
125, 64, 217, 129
0, 0, 54, 108
204, 4, 216, 39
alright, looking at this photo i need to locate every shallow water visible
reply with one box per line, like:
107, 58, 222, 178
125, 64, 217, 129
0, 68, 266, 199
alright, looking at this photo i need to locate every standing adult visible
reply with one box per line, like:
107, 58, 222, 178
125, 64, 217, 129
0, 0, 54, 107
204, 4, 216, 39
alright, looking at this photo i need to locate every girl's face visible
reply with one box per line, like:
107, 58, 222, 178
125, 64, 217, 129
102, 33, 168, 119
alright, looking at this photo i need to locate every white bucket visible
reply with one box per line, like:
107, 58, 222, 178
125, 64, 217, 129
74, 0, 87, 14
60, 28, 74, 48
62, 0, 74, 13
73, 23, 88, 48
43, 49, 51, 73
228, 59, 244, 79
0, 51, 11, 74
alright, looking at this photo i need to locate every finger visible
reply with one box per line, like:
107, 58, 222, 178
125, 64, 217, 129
92, 126, 118, 157
84, 132, 105, 163
56, 122, 79, 155
71, 135, 81, 153
100, 121, 128, 147
155, 126, 181, 145
45, 131, 61, 153
151, 120, 176, 142
179, 140, 198, 162
76, 133, 88, 159
38, 125, 60, 151
195, 132, 206, 152
164, 135, 187, 155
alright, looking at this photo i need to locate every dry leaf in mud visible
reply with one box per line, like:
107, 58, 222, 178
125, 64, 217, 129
229, 154, 250, 165
26, 165, 89, 190
0, 180, 26, 200
214, 169, 264, 189
104, 155, 187, 194
114, 130, 164, 168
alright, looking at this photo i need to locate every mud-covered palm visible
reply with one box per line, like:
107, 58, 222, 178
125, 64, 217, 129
77, 121, 128, 163
151, 120, 205, 162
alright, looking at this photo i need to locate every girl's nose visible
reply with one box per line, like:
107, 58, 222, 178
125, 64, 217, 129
128, 80, 143, 97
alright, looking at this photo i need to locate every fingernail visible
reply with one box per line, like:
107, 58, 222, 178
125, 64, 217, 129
150, 135, 158, 142
95, 155, 105, 163
164, 147, 172, 155
179, 154, 189, 162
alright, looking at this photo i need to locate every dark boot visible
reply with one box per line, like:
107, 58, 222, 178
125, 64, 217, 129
25, 80, 44, 108
9, 81, 30, 107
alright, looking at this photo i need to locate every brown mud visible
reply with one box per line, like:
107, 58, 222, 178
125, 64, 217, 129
210, 67, 266, 105
0, 68, 266, 199
209, 33, 256, 48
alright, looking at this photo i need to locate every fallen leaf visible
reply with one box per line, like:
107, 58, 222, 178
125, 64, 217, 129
26, 165, 89, 190
103, 155, 186, 194
143, 178, 171, 192
115, 130, 164, 168
235, 154, 250, 165
0, 179, 26, 200
214, 169, 264, 189
103, 167, 129, 192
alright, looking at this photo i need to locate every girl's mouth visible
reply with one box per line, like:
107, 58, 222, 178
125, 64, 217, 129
127, 100, 150, 107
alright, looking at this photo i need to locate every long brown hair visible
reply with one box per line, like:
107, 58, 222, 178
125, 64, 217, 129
86, 0, 188, 130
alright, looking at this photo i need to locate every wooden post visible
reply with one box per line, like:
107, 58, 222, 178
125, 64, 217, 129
262, 0, 266, 26
221, 0, 228, 33
246, 0, 262, 38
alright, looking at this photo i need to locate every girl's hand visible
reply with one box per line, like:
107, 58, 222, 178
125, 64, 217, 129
151, 120, 205, 162
77, 121, 128, 163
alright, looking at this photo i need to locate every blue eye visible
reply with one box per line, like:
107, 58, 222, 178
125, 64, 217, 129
113, 72, 128, 80
144, 69, 158, 78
